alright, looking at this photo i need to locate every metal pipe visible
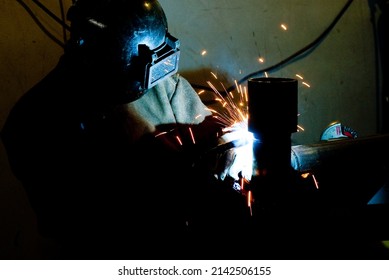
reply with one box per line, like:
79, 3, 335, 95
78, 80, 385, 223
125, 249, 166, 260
291, 133, 389, 206
248, 77, 298, 205
291, 133, 389, 173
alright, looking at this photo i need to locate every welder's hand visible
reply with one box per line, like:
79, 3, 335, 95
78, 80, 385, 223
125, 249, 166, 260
211, 124, 254, 182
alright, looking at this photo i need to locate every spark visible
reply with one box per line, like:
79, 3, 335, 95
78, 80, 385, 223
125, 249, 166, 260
297, 125, 305, 131
155, 131, 168, 137
159, 72, 254, 218
234, 80, 240, 93
264, 72, 269, 77
301, 172, 319, 189
281, 24, 288, 31
189, 127, 196, 144
176, 135, 183, 146
206, 107, 218, 114
201, 50, 207, 56
302, 82, 311, 88
258, 57, 265, 63
206, 80, 248, 128
240, 177, 245, 190
248, 190, 253, 216
296, 74, 304, 80
198, 90, 205, 95
312, 174, 319, 189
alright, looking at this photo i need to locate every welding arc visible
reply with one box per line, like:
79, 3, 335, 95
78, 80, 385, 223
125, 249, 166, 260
192, 0, 354, 94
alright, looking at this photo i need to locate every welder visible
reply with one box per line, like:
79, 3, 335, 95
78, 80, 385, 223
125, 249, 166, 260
1, 0, 253, 259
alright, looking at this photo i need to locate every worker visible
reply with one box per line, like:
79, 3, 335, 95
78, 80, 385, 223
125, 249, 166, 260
1, 0, 253, 259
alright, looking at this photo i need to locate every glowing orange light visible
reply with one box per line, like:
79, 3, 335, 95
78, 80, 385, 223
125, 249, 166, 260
312, 174, 319, 189
207, 108, 218, 114
240, 177, 244, 190
248, 190, 253, 216
206, 81, 248, 128
189, 127, 195, 144
176, 135, 183, 146
301, 173, 310, 179
155, 131, 168, 137
281, 24, 288, 30
234, 80, 240, 93
297, 125, 305, 131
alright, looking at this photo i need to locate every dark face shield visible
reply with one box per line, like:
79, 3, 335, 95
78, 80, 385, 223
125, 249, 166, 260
102, 32, 180, 105
138, 32, 180, 90
67, 0, 180, 104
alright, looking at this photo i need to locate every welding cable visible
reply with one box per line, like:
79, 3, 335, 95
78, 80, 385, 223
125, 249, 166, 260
191, 0, 354, 93
16, 0, 66, 48
59, 0, 68, 44
31, 0, 71, 32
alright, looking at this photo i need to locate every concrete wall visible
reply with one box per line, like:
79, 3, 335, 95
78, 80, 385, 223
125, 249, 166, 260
159, 0, 377, 144
0, 0, 379, 258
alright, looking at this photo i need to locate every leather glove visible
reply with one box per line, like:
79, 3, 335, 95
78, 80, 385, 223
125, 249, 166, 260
210, 122, 254, 182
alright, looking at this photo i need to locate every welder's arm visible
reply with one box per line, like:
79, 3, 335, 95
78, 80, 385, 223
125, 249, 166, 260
208, 122, 254, 182
167, 74, 254, 183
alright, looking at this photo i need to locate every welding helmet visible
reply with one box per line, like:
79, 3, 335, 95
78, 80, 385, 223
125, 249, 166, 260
66, 0, 180, 103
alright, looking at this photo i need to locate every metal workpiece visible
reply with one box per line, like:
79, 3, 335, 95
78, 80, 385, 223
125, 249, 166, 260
290, 133, 389, 206
291, 133, 389, 173
247, 78, 298, 202
248, 77, 298, 135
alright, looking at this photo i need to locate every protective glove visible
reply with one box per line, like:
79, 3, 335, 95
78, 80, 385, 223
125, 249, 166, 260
210, 123, 254, 182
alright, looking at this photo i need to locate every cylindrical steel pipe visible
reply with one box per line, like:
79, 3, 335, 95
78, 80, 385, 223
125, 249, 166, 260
248, 77, 298, 205
291, 133, 389, 205
291, 134, 389, 173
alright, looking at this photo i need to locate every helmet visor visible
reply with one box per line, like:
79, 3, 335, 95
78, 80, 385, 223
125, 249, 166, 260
138, 32, 180, 90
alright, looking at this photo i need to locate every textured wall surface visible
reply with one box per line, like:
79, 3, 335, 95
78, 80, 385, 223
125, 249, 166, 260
0, 0, 379, 258
159, 0, 377, 144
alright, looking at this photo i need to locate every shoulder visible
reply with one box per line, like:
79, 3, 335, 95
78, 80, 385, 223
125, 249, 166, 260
153, 73, 193, 92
